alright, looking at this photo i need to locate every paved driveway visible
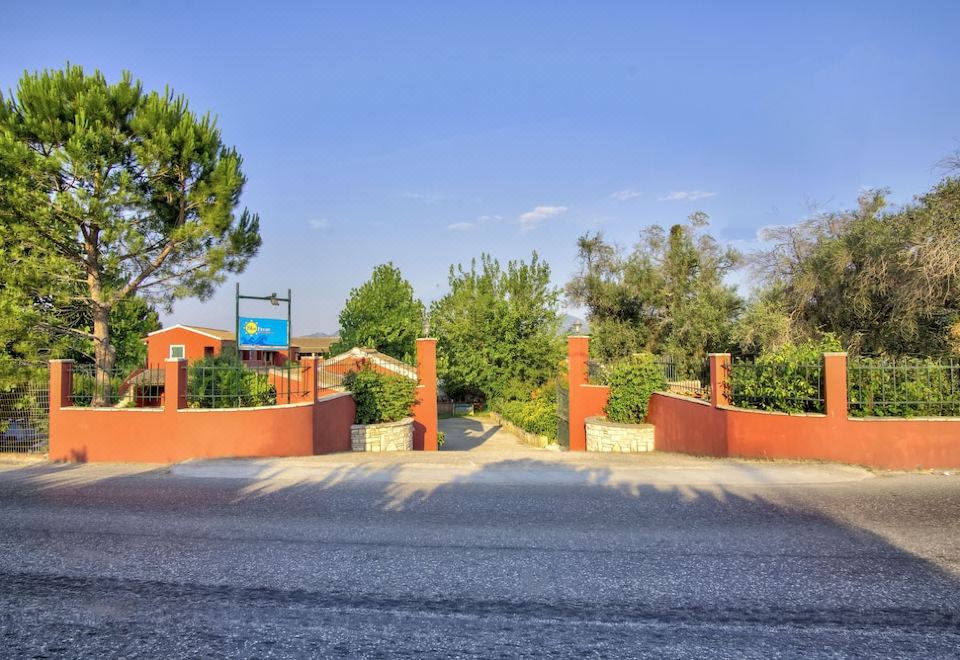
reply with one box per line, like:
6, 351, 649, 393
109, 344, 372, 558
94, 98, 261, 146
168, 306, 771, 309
439, 415, 545, 453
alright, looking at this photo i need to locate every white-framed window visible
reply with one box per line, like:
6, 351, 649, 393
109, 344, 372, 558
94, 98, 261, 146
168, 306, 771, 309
169, 345, 186, 359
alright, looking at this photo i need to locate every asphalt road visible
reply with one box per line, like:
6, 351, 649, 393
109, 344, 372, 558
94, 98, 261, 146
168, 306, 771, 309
1, 456, 959, 658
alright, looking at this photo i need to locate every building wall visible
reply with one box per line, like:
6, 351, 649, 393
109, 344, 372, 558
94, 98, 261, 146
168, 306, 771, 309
147, 327, 224, 365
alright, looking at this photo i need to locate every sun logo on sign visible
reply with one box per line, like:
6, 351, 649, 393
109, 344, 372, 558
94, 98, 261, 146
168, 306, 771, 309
244, 321, 259, 336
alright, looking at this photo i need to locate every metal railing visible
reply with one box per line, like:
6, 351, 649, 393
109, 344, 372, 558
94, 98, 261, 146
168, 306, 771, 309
71, 364, 165, 408
0, 361, 49, 453
655, 356, 710, 400
186, 361, 310, 408
727, 358, 825, 414
848, 357, 960, 418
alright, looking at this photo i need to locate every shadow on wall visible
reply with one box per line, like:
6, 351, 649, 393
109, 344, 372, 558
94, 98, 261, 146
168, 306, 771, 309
2, 458, 960, 654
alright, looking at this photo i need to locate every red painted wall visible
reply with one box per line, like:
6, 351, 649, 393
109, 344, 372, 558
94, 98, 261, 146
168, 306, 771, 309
147, 327, 224, 365
649, 392, 960, 470
413, 339, 438, 451
314, 393, 355, 454
566, 336, 610, 451
569, 336, 960, 470
49, 360, 357, 463
648, 393, 727, 457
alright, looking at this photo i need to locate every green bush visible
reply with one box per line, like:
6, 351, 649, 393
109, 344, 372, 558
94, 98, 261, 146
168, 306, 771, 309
604, 352, 667, 424
848, 357, 960, 417
187, 355, 276, 408
491, 384, 558, 440
729, 336, 840, 414
494, 399, 557, 440
343, 366, 417, 424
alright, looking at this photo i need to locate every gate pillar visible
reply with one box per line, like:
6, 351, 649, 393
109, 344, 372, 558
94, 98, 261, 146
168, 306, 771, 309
413, 338, 438, 451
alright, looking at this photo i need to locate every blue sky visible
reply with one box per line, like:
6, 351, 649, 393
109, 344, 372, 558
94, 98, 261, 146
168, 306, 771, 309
3, 1, 959, 334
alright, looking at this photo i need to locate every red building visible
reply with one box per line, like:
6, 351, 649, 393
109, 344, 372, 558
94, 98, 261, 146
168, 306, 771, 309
145, 325, 338, 366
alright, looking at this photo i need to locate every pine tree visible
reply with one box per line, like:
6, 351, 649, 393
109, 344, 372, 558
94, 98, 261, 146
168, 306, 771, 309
0, 65, 261, 402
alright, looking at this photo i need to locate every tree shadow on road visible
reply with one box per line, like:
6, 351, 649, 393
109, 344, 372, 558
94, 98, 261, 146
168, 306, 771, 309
2, 455, 960, 656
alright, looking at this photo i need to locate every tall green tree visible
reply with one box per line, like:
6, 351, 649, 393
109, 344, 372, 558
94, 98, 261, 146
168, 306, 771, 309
749, 180, 960, 355
431, 253, 564, 402
330, 263, 425, 361
568, 213, 742, 372
0, 65, 261, 397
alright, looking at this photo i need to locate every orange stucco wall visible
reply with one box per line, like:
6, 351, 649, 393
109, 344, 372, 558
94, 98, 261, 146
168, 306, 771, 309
569, 337, 960, 470
648, 393, 727, 457
566, 336, 610, 451
147, 327, 224, 365
314, 393, 355, 454
413, 338, 438, 451
649, 392, 960, 470
49, 359, 356, 463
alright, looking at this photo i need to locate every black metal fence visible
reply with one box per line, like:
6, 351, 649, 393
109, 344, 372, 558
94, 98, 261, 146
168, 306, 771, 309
727, 358, 825, 414
848, 357, 960, 418
655, 357, 710, 400
588, 356, 710, 400
185, 361, 310, 408
71, 364, 165, 408
0, 361, 49, 453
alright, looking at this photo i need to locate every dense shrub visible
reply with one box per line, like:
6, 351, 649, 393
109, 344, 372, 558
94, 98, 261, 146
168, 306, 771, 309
492, 384, 558, 440
848, 357, 960, 417
343, 366, 417, 424
729, 336, 841, 414
603, 352, 667, 424
187, 355, 276, 408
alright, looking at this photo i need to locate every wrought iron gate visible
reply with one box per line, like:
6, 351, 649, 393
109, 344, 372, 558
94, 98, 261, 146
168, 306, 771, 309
556, 383, 569, 448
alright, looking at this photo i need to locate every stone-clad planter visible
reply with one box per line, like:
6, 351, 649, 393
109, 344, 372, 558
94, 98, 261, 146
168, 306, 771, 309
585, 416, 654, 453
351, 417, 413, 452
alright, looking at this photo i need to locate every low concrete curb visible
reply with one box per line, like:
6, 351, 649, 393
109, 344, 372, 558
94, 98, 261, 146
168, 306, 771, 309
170, 455, 874, 488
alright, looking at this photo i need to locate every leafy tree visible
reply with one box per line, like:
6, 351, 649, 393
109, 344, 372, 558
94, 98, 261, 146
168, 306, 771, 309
330, 263, 425, 361
431, 253, 564, 402
749, 180, 960, 355
0, 65, 261, 401
568, 213, 742, 373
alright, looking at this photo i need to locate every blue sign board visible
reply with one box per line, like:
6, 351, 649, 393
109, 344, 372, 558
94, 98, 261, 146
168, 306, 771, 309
238, 316, 289, 350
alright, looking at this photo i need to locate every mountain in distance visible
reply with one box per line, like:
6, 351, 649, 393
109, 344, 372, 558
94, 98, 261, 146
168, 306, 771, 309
302, 331, 339, 338
562, 314, 589, 334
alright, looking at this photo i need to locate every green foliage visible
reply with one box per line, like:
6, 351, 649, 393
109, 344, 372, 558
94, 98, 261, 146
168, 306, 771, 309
729, 336, 841, 413
751, 180, 960, 356
343, 366, 417, 425
492, 385, 558, 440
848, 357, 960, 418
431, 253, 564, 403
0, 64, 261, 391
437, 430, 446, 447
186, 355, 275, 409
331, 263, 424, 362
568, 214, 742, 372
603, 353, 667, 424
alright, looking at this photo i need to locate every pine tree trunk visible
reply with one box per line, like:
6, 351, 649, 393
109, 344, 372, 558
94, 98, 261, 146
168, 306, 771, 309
92, 303, 115, 406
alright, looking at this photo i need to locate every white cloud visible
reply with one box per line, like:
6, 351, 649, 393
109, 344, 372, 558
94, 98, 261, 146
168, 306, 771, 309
657, 190, 716, 202
447, 214, 502, 232
308, 218, 330, 229
610, 188, 642, 201
519, 205, 567, 232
